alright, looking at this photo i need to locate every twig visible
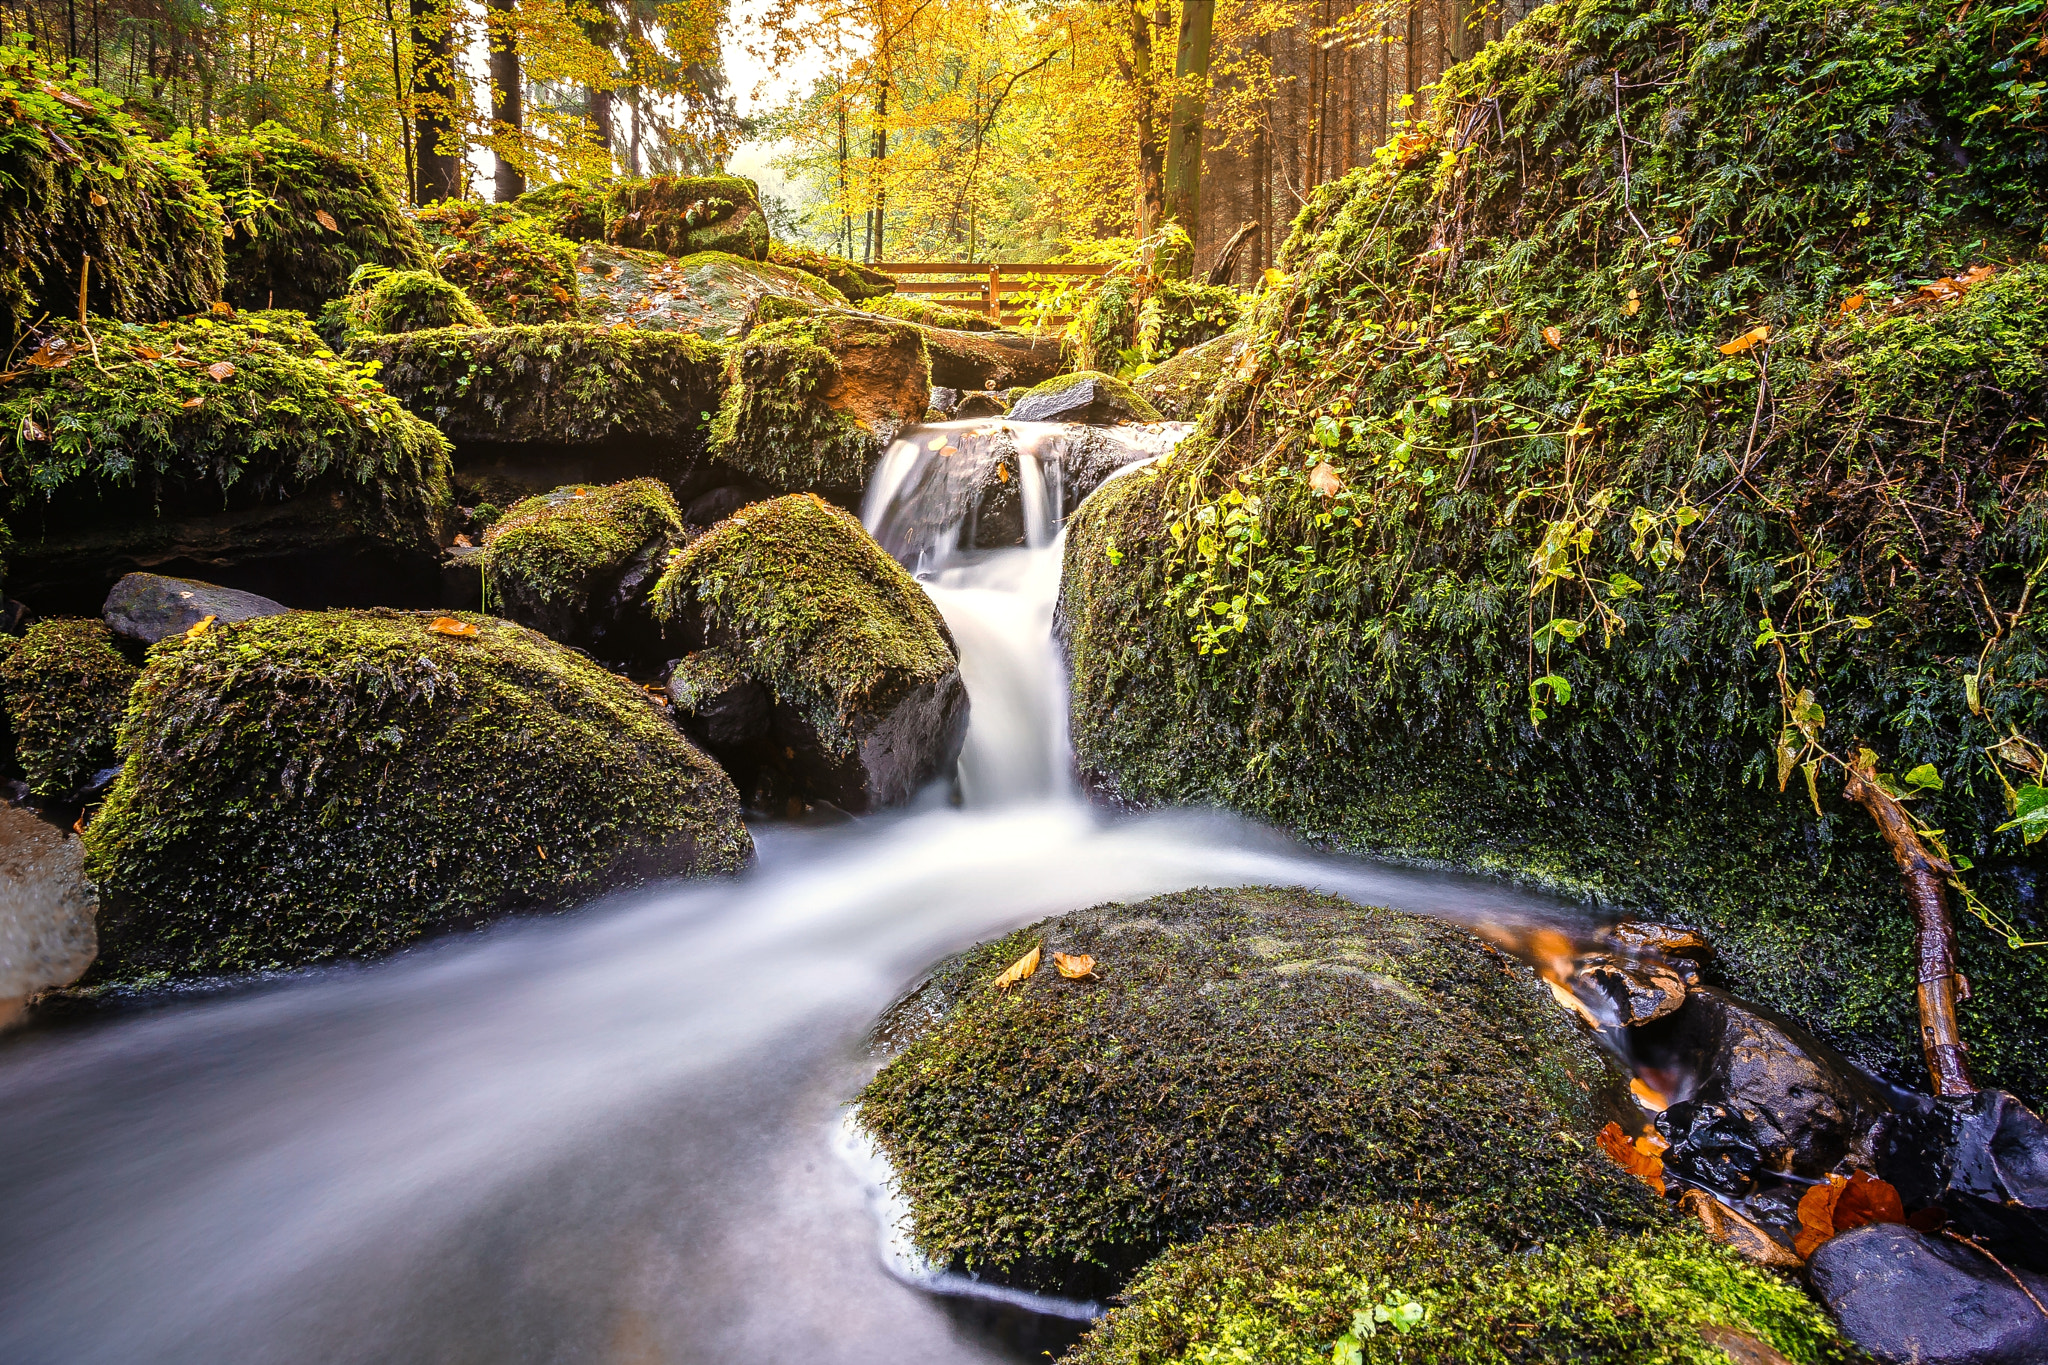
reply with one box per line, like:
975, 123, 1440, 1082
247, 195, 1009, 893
1940, 1231, 2048, 1323
1612, 71, 1655, 246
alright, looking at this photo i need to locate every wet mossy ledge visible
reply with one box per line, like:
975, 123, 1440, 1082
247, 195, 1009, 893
0, 43, 225, 338
1068, 1204, 1851, 1365
857, 886, 1652, 1297
82, 608, 750, 979
481, 479, 681, 658
1058, 0, 2048, 1105
0, 619, 138, 800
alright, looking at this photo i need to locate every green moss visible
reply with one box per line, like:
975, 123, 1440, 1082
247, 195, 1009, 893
322, 268, 487, 346
1059, 0, 2048, 1104
0, 43, 225, 340
1020, 369, 1162, 421
0, 618, 139, 798
180, 121, 431, 313
1136, 332, 1246, 421
516, 177, 609, 241
481, 479, 681, 641
82, 608, 751, 977
423, 205, 584, 326
605, 174, 769, 260
861, 293, 999, 332
1139, 280, 1244, 363
346, 322, 725, 447
858, 886, 1650, 1294
1068, 1205, 1850, 1365
0, 312, 450, 551
766, 241, 895, 301
652, 493, 957, 759
1076, 275, 1141, 372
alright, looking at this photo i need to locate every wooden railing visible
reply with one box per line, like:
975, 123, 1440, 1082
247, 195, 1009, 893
871, 261, 1113, 329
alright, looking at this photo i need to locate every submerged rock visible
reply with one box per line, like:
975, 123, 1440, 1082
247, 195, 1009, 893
83, 609, 750, 977
1876, 1087, 2048, 1270
1068, 1204, 1847, 1365
0, 620, 138, 800
102, 572, 289, 645
858, 886, 1652, 1296
480, 479, 681, 664
1571, 952, 1689, 1024
0, 801, 98, 1027
1007, 370, 1162, 425
1809, 1222, 2048, 1365
653, 494, 966, 812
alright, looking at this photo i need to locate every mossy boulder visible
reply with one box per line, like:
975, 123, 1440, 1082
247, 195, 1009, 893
421, 202, 584, 326
320, 269, 487, 347
652, 494, 967, 811
860, 295, 994, 331
858, 886, 1652, 1295
481, 479, 681, 662
767, 242, 894, 301
516, 177, 609, 240
1, 312, 452, 614
579, 246, 846, 338
0, 619, 138, 799
1058, 0, 2048, 1105
0, 43, 225, 340
181, 121, 432, 313
1136, 332, 1246, 421
709, 313, 930, 497
82, 608, 750, 977
1010, 370, 1161, 425
1067, 1204, 1850, 1365
754, 297, 1068, 394
606, 174, 769, 260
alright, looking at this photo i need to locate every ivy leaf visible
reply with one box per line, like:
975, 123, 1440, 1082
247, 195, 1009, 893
1903, 763, 1943, 791
1607, 572, 1643, 597
1802, 759, 1824, 816
1996, 784, 2048, 844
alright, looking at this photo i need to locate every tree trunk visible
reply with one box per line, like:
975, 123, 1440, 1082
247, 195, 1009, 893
1162, 0, 1213, 245
410, 0, 462, 202
1128, 0, 1165, 242
869, 82, 888, 262
1452, 0, 1483, 63
488, 0, 525, 201
1842, 753, 1977, 1097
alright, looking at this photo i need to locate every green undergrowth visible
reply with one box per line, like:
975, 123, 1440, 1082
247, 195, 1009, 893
858, 886, 1650, 1295
861, 294, 998, 331
767, 241, 895, 300
0, 618, 138, 798
419, 200, 584, 325
653, 493, 957, 759
482, 479, 681, 641
345, 322, 723, 447
1061, 0, 2048, 1102
180, 121, 431, 313
322, 268, 486, 347
0, 43, 224, 339
83, 608, 750, 977
1067, 1205, 1849, 1365
1074, 271, 1243, 375
0, 311, 450, 548
605, 174, 768, 259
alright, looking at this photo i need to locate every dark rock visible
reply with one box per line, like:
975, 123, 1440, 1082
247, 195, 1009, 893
665, 648, 772, 754
928, 386, 961, 416
480, 480, 681, 667
101, 572, 290, 644
0, 801, 98, 1028
683, 485, 764, 528
1642, 988, 1891, 1193
954, 390, 1009, 418
1007, 370, 1163, 425
1809, 1223, 2048, 1364
1571, 951, 1688, 1024
438, 545, 485, 611
1605, 918, 1713, 961
1878, 1089, 2048, 1271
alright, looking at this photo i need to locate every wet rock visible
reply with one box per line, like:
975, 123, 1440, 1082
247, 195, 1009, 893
1642, 988, 1891, 1193
0, 801, 97, 1027
1571, 951, 1689, 1024
928, 386, 961, 417
1605, 918, 1713, 961
652, 494, 967, 812
954, 390, 1008, 418
1007, 370, 1162, 425
437, 544, 485, 611
1809, 1222, 2048, 1364
665, 648, 772, 754
1877, 1088, 2048, 1270
1134, 331, 1247, 420
682, 485, 764, 529
480, 480, 681, 666
1677, 1188, 1802, 1267
101, 572, 289, 644
576, 244, 844, 339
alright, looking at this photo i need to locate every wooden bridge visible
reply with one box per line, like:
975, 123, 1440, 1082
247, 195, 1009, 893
871, 262, 1113, 329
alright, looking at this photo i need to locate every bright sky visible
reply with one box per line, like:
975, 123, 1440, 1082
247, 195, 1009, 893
721, 0, 838, 211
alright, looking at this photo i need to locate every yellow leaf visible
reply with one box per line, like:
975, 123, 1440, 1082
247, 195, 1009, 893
180, 396, 203, 409
1665, 234, 1685, 248
996, 462, 1010, 483
1622, 289, 1641, 316
1841, 293, 1866, 313
1263, 267, 1289, 289
184, 614, 216, 638
994, 944, 1041, 988
88, 190, 107, 207
1718, 325, 1771, 355
428, 616, 479, 638
1309, 461, 1343, 498
1053, 952, 1095, 979
1542, 325, 1563, 349
210, 300, 234, 315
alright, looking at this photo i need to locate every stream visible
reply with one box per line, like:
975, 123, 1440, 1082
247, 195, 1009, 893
0, 421, 1620, 1364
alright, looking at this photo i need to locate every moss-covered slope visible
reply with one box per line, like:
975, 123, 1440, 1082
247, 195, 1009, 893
420, 201, 585, 326
0, 44, 225, 339
182, 122, 432, 313
1060, 0, 2048, 1103
767, 242, 895, 301
1068, 1205, 1851, 1365
84, 608, 750, 976
0, 619, 138, 799
859, 886, 1650, 1294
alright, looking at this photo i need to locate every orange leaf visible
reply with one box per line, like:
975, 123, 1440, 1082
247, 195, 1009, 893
1841, 294, 1866, 314
1542, 325, 1563, 349
1665, 234, 1685, 248
1794, 1171, 1904, 1258
428, 616, 479, 638
1718, 325, 1771, 355
205, 361, 235, 382
1053, 952, 1095, 979
1597, 1121, 1666, 1195
313, 209, 340, 232
180, 396, 204, 409
1309, 461, 1344, 498
88, 190, 107, 207
184, 614, 216, 638
131, 345, 163, 360
994, 944, 1041, 989
996, 462, 1010, 483
210, 300, 234, 315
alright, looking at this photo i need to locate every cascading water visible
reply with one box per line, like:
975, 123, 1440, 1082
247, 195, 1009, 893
0, 418, 1618, 1365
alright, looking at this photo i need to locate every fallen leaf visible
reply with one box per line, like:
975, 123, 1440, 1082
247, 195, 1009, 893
1053, 952, 1095, 979
938, 444, 959, 458
313, 208, 340, 232
211, 300, 234, 315
1597, 1120, 1666, 1195
537, 845, 546, 860
184, 614, 216, 638
1542, 325, 1564, 349
550, 285, 572, 303
995, 462, 1010, 483
1916, 264, 1995, 303
180, 396, 204, 409
1794, 1170, 1905, 1258
89, 190, 107, 207
1309, 461, 1343, 498
1841, 293, 1866, 314
1629, 1077, 1669, 1111
205, 361, 235, 382
452, 533, 473, 547
1718, 325, 1771, 355
994, 944, 1041, 988
1681, 1189, 1802, 1266
131, 345, 163, 360
1666, 234, 1685, 248
1622, 288, 1642, 316
20, 415, 47, 440
428, 616, 479, 637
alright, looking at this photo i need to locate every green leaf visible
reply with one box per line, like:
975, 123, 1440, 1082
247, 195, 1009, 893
1607, 572, 1644, 596
1903, 763, 1943, 791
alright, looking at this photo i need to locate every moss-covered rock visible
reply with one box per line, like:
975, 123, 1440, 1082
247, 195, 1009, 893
709, 313, 929, 496
82, 608, 750, 977
181, 121, 432, 313
422, 203, 584, 326
606, 174, 769, 260
346, 322, 725, 449
516, 177, 609, 241
1058, 0, 2048, 1105
322, 269, 487, 346
0, 43, 225, 340
1136, 332, 1246, 421
579, 246, 845, 338
858, 886, 1651, 1295
767, 241, 895, 301
754, 297, 1068, 393
482, 479, 681, 661
1067, 1204, 1850, 1365
863, 295, 1001, 332
1010, 370, 1162, 425
1, 312, 452, 613
653, 493, 966, 811
0, 619, 138, 799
